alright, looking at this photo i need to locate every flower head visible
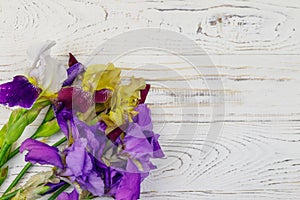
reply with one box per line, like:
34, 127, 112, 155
0, 41, 67, 109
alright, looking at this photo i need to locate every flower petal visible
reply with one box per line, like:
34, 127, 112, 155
63, 63, 85, 87
151, 134, 165, 158
57, 189, 78, 200
20, 138, 63, 168
95, 89, 112, 103
28, 40, 67, 93
42, 181, 66, 195
76, 171, 104, 196
58, 87, 92, 113
64, 140, 93, 177
55, 107, 74, 138
74, 117, 107, 158
139, 84, 150, 104
0, 76, 41, 108
68, 53, 78, 67
133, 104, 153, 131
115, 172, 141, 200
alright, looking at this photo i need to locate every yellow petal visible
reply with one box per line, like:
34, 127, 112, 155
82, 63, 121, 92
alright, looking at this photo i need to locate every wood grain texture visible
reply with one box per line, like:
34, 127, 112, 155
0, 0, 300, 199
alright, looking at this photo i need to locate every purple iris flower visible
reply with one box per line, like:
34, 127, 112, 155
63, 63, 85, 87
62, 140, 104, 196
123, 104, 164, 172
57, 189, 79, 200
20, 138, 105, 197
115, 172, 141, 200
73, 117, 108, 159
42, 181, 67, 195
20, 138, 63, 168
63, 53, 85, 87
0, 76, 41, 108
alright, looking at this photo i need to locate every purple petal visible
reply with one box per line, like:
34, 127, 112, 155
76, 171, 104, 196
55, 107, 74, 138
58, 87, 92, 113
133, 104, 153, 131
98, 121, 107, 133
94, 89, 112, 103
124, 134, 153, 155
74, 117, 107, 158
20, 138, 63, 168
115, 172, 141, 200
42, 181, 66, 195
0, 76, 41, 108
64, 140, 93, 177
151, 134, 165, 158
57, 189, 79, 200
63, 63, 85, 86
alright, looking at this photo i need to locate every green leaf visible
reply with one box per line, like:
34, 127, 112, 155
0, 166, 8, 186
4, 100, 50, 144
33, 119, 60, 138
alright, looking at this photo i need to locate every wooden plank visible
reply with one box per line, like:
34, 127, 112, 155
0, 0, 300, 56
1, 0, 300, 199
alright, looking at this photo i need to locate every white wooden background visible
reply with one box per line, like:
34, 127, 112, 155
1, 0, 300, 199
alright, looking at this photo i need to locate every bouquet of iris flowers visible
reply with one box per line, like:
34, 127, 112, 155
0, 41, 164, 200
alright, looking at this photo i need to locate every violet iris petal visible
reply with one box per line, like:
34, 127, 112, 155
55, 107, 74, 138
76, 171, 104, 196
0, 76, 41, 108
151, 134, 164, 158
57, 189, 79, 200
63, 140, 93, 177
62, 140, 104, 196
58, 87, 92, 113
98, 121, 107, 132
132, 104, 164, 158
124, 103, 164, 173
124, 132, 153, 155
20, 138, 63, 168
133, 104, 153, 131
63, 63, 85, 87
115, 172, 141, 200
74, 117, 107, 158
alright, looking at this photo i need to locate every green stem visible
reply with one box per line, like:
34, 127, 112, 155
2, 137, 67, 196
0, 189, 21, 200
52, 137, 67, 147
48, 183, 70, 200
3, 163, 32, 194
0, 143, 11, 166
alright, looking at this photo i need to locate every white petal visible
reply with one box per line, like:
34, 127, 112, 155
27, 41, 67, 93
27, 40, 56, 66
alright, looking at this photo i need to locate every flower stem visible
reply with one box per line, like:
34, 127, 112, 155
3, 163, 32, 194
48, 183, 70, 200
2, 137, 67, 196
52, 137, 67, 147
0, 189, 21, 200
